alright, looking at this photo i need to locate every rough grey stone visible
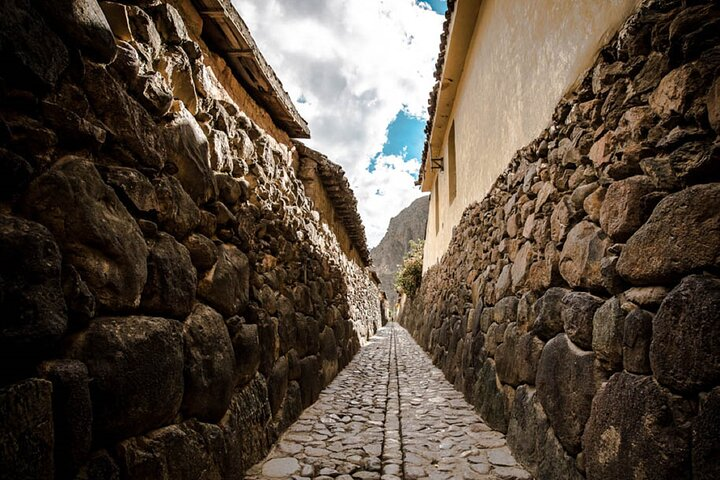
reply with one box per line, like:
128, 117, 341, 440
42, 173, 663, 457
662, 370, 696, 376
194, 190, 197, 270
0, 215, 67, 360
0, 0, 69, 89
651, 275, 720, 393
693, 387, 720, 480
473, 358, 509, 433
65, 316, 184, 442
220, 375, 273, 474
599, 175, 657, 241
583, 372, 692, 480
23, 157, 148, 312
115, 420, 225, 480
622, 286, 669, 308
319, 326, 339, 386
75, 450, 120, 480
507, 386, 583, 480
592, 297, 625, 372
537, 334, 606, 455
300, 355, 322, 408
141, 233, 197, 319
126, 4, 162, 57
61, 265, 95, 327
531, 287, 570, 341
495, 324, 544, 387
198, 244, 249, 317
0, 379, 54, 480
133, 72, 174, 116
154, 175, 202, 239
102, 166, 159, 215
559, 221, 611, 291
182, 233, 217, 272
226, 319, 261, 387
37, 360, 92, 478
622, 308, 653, 374
149, 3, 190, 45
83, 61, 165, 171
493, 296, 519, 325
164, 107, 217, 205
38, 0, 117, 64
182, 304, 235, 422
268, 356, 289, 416
561, 291, 604, 351
617, 183, 720, 285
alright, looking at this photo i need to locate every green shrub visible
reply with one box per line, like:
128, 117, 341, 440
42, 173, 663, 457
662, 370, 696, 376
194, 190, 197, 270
395, 240, 424, 297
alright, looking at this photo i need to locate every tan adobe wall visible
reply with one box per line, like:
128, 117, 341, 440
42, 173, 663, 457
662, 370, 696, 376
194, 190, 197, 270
298, 157, 366, 267
173, 0, 293, 148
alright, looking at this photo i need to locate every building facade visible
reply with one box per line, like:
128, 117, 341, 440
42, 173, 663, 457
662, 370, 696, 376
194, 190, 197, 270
401, 0, 720, 478
420, 0, 640, 269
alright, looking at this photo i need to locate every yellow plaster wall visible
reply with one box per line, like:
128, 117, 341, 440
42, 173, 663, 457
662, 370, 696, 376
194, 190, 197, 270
423, 0, 639, 270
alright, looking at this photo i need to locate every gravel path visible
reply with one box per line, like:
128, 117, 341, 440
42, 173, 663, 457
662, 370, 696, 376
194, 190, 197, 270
246, 323, 531, 480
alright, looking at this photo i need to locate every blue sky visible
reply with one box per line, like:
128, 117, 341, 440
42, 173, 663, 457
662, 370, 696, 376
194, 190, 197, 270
371, 110, 426, 176
371, 1, 445, 178
418, 0, 447, 14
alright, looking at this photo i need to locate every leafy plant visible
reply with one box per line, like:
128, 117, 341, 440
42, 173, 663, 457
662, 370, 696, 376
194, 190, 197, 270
394, 239, 424, 297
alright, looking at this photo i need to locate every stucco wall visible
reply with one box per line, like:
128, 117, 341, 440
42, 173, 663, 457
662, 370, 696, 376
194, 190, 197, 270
424, 0, 640, 269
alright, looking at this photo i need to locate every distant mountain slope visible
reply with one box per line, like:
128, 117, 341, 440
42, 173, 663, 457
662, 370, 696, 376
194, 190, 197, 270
371, 195, 430, 311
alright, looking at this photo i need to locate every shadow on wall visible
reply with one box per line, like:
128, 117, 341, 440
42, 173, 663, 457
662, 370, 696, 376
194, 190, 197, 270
400, 1, 720, 479
0, 0, 380, 478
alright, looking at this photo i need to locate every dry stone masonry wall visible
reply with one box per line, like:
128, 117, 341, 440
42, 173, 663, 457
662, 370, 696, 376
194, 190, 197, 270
400, 1, 720, 479
0, 0, 381, 478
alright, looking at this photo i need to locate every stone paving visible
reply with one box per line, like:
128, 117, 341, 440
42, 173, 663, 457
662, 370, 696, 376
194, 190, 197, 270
246, 323, 531, 480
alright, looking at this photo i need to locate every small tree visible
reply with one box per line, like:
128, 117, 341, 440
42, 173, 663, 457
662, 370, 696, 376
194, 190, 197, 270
394, 240, 424, 297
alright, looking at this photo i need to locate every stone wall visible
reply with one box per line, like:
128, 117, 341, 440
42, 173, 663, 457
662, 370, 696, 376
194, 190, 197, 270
0, 0, 381, 479
399, 1, 720, 479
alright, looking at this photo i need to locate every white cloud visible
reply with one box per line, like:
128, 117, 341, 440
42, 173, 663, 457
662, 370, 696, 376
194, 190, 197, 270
233, 0, 442, 247
355, 155, 424, 245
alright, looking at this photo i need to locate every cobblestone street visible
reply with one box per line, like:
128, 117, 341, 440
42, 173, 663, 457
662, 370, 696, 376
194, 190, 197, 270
246, 323, 531, 479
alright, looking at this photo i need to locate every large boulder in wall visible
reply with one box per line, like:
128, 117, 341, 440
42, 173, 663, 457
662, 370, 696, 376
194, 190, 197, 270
617, 183, 720, 285
198, 244, 250, 317
164, 106, 217, 205
65, 316, 184, 442
536, 334, 606, 455
37, 0, 117, 64
583, 372, 692, 480
23, 157, 148, 312
0, 0, 69, 89
0, 379, 54, 480
141, 232, 197, 319
182, 304, 235, 422
0, 215, 67, 360
559, 221, 611, 291
650, 274, 720, 394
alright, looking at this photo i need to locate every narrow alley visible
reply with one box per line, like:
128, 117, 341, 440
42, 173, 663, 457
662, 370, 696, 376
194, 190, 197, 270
246, 324, 530, 480
2, 0, 719, 479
